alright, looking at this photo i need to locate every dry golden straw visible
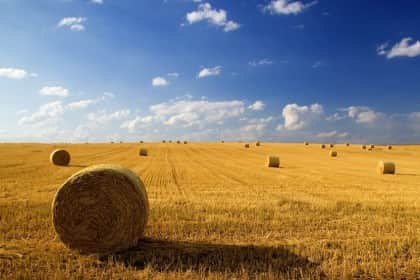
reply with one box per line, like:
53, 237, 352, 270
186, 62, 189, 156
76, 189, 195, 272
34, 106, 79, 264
329, 150, 338, 157
266, 156, 280, 168
244, 144, 250, 148
139, 148, 148, 156
50, 149, 71, 166
52, 164, 149, 254
377, 161, 395, 174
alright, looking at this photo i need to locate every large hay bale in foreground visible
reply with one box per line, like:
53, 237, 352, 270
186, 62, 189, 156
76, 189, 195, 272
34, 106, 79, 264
266, 156, 280, 168
52, 165, 149, 254
50, 149, 71, 166
377, 161, 395, 174
139, 148, 148, 156
329, 150, 338, 157
244, 144, 250, 148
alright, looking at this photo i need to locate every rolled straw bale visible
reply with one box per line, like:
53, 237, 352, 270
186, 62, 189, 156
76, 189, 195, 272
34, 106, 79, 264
183, 141, 188, 144
321, 144, 326, 149
346, 143, 350, 147
176, 140, 181, 144
329, 144, 334, 148
329, 150, 338, 157
244, 144, 250, 148
377, 161, 395, 174
266, 156, 280, 168
370, 144, 375, 149
387, 145, 392, 150
169, 140, 172, 143
52, 164, 149, 254
256, 141, 261, 146
50, 149, 71, 166
139, 148, 148, 156
221, 140, 225, 143
162, 140, 166, 143
140, 141, 144, 144
304, 141, 309, 146
361, 145, 367, 150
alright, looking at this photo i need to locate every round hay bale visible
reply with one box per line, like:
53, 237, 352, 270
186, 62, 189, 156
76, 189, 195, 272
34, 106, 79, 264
221, 140, 225, 143
244, 143, 250, 148
139, 148, 148, 156
321, 144, 326, 149
304, 141, 309, 146
50, 149, 71, 166
387, 145, 392, 150
162, 140, 166, 143
52, 164, 149, 254
361, 145, 367, 150
266, 156, 280, 168
168, 140, 172, 143
255, 141, 261, 146
329, 144, 334, 148
377, 161, 395, 175
176, 140, 181, 144
370, 144, 375, 149
329, 150, 338, 157
346, 143, 350, 147
139, 140, 144, 144
183, 141, 188, 144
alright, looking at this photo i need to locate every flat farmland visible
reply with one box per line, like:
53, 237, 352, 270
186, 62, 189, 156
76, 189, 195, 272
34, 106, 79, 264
0, 143, 419, 279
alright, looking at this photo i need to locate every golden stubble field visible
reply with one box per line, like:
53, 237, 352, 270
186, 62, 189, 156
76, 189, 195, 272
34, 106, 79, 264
0, 143, 419, 279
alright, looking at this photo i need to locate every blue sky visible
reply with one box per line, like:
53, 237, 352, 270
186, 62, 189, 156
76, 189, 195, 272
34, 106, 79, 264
0, 0, 419, 143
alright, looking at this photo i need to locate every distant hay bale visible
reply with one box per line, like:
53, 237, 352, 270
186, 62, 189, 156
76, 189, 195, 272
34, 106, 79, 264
139, 140, 144, 144
361, 145, 367, 150
176, 141, 181, 144
377, 161, 395, 175
266, 156, 280, 168
50, 149, 71, 166
183, 141, 188, 144
329, 150, 338, 157
139, 148, 148, 156
387, 145, 392, 150
52, 164, 149, 254
162, 140, 166, 143
329, 144, 334, 148
221, 140, 225, 143
244, 143, 250, 148
255, 141, 261, 146
370, 144, 375, 149
321, 144, 326, 149
346, 143, 350, 147
169, 140, 172, 143
304, 141, 309, 146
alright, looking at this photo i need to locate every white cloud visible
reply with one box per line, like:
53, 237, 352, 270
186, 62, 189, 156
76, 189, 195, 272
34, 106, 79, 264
19, 101, 65, 125
121, 116, 154, 133
186, 3, 240, 32
343, 106, 383, 124
198, 66, 222, 78
90, 0, 103, 4
0, 68, 28, 79
66, 99, 94, 110
57, 17, 87, 31
87, 109, 130, 124
152, 77, 169, 87
263, 0, 318, 15
248, 100, 265, 111
39, 86, 69, 97
249, 59, 274, 67
378, 38, 420, 59
316, 130, 349, 139
281, 103, 323, 130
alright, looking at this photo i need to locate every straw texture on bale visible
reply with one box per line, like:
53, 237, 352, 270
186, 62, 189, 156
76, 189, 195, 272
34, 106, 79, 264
50, 149, 71, 166
266, 156, 280, 168
321, 144, 326, 149
244, 144, 250, 148
256, 141, 261, 146
139, 148, 148, 156
52, 164, 149, 254
377, 161, 395, 174
329, 150, 338, 157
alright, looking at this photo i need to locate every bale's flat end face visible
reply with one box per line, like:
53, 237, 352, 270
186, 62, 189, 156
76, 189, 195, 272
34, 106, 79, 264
50, 149, 71, 166
52, 164, 149, 254
377, 161, 396, 175
267, 156, 280, 168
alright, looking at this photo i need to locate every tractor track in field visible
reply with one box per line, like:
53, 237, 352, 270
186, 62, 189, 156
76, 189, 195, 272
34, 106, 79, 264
166, 147, 187, 198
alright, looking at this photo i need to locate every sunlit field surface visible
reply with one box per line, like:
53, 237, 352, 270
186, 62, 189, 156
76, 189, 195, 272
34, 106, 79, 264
0, 143, 419, 279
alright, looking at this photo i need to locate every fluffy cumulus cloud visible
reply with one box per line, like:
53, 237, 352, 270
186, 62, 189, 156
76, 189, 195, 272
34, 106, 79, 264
39, 86, 69, 97
57, 17, 87, 31
87, 109, 131, 124
18, 101, 65, 126
197, 66, 222, 78
66, 99, 94, 110
316, 130, 349, 139
280, 103, 323, 130
186, 3, 240, 32
378, 38, 420, 59
263, 0, 318, 15
342, 106, 383, 124
248, 100, 265, 111
0, 67, 29, 79
152, 76, 169, 87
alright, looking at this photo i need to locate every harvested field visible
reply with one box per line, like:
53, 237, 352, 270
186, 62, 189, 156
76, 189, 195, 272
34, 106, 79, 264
0, 143, 419, 279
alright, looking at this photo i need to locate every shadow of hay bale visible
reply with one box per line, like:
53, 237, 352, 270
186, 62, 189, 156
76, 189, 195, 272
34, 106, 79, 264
106, 238, 324, 277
